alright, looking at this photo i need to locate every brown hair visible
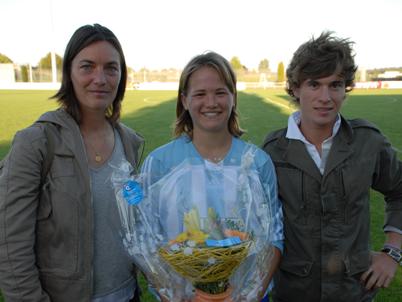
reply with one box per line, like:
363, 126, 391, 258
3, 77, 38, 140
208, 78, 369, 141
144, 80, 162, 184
175, 51, 244, 138
52, 23, 127, 124
286, 31, 357, 103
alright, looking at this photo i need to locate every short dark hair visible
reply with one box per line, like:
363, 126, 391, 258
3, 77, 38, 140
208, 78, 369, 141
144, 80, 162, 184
286, 31, 358, 103
52, 23, 127, 124
175, 51, 244, 138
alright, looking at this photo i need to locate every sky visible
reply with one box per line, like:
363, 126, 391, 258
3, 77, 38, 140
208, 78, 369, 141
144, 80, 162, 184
1, 0, 401, 71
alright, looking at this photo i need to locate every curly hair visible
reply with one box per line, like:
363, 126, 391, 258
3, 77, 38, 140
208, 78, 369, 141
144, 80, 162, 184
286, 31, 358, 103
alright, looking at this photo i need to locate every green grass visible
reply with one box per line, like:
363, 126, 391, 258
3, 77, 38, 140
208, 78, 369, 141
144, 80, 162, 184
0, 88, 401, 301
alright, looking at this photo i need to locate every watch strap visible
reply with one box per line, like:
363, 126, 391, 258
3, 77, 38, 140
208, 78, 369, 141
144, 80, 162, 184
381, 245, 402, 264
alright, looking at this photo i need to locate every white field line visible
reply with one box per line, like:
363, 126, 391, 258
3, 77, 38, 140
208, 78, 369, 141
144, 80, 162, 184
264, 96, 295, 115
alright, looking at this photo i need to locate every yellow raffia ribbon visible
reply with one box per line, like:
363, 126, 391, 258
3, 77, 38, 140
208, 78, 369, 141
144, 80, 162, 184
159, 241, 251, 283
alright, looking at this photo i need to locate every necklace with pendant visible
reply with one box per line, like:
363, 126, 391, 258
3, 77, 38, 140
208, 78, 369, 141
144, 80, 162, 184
82, 134, 104, 163
81, 123, 112, 164
87, 139, 103, 163
94, 153, 102, 163
207, 156, 224, 163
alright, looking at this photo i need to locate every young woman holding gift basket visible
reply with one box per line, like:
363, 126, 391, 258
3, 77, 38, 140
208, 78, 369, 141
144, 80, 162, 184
137, 51, 284, 301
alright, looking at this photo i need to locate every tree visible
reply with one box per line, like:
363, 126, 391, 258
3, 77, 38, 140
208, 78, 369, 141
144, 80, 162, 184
38, 52, 62, 70
0, 53, 13, 63
277, 61, 285, 82
258, 58, 269, 72
20, 65, 29, 82
230, 56, 242, 71
127, 66, 135, 75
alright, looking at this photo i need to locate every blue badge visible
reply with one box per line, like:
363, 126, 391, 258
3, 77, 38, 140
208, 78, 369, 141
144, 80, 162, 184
205, 237, 242, 247
122, 180, 143, 205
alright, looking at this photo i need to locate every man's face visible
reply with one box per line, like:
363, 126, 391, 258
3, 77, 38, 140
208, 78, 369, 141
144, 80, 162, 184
294, 73, 346, 133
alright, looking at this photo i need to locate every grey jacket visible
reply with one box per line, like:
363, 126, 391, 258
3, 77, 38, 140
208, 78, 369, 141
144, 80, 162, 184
0, 109, 144, 302
262, 117, 402, 302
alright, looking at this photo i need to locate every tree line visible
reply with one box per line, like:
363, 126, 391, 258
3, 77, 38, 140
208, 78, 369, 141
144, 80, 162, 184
5, 51, 401, 83
0, 51, 287, 83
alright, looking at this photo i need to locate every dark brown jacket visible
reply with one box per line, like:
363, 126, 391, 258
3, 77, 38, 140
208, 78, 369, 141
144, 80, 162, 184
262, 117, 402, 302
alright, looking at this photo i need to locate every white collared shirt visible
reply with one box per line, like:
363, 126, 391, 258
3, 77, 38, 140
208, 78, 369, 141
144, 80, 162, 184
285, 111, 341, 174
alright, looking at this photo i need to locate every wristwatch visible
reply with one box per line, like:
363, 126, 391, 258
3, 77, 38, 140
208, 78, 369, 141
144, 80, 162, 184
381, 246, 402, 264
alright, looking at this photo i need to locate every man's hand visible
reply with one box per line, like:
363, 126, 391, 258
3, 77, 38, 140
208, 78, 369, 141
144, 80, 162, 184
360, 251, 398, 290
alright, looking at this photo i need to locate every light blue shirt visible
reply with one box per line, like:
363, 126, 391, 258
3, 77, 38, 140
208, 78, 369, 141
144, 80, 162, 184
141, 135, 284, 250
142, 135, 283, 301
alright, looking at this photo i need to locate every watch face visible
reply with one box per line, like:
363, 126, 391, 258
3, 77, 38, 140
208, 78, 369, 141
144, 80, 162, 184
382, 247, 402, 263
390, 250, 402, 262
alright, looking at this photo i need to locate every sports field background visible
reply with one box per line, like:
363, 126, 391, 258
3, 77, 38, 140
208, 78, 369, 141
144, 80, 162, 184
0, 88, 401, 301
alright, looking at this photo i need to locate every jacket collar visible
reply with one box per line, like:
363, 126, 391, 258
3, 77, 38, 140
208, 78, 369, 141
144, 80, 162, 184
275, 115, 354, 182
37, 109, 90, 181
115, 123, 144, 170
277, 136, 322, 182
323, 115, 354, 178
36, 108, 143, 176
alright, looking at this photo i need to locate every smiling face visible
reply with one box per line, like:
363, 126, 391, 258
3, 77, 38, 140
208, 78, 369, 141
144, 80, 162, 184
71, 40, 121, 115
294, 72, 346, 134
181, 66, 234, 137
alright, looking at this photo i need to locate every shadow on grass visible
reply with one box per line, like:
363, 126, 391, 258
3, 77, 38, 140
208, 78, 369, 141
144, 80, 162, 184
119, 91, 289, 162
0, 144, 10, 161
0, 90, 288, 161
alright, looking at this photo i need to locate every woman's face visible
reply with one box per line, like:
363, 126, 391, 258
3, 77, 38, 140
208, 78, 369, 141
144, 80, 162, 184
71, 40, 121, 115
181, 66, 234, 136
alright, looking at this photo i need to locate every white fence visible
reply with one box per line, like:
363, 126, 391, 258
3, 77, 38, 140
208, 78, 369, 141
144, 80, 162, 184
0, 82, 61, 90
1, 81, 402, 91
355, 81, 402, 89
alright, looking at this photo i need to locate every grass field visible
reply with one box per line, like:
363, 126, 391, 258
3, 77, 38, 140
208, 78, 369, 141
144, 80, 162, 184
0, 88, 401, 301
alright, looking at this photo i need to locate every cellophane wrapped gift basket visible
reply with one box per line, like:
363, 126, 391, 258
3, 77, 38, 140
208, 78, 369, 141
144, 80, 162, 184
111, 148, 275, 301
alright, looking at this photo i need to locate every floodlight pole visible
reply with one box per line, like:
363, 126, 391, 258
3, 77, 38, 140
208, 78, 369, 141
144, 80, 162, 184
49, 0, 57, 83
29, 64, 33, 83
51, 52, 57, 84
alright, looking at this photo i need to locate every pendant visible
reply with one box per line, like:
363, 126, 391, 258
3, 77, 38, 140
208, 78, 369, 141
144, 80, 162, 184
95, 154, 102, 162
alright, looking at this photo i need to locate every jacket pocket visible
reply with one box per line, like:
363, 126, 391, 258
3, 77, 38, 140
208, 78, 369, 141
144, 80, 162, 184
36, 189, 79, 276
280, 258, 313, 277
276, 166, 305, 222
37, 182, 52, 221
340, 161, 372, 224
50, 153, 75, 178
344, 250, 370, 276
273, 258, 316, 301
38, 152, 76, 221
48, 153, 81, 197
